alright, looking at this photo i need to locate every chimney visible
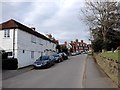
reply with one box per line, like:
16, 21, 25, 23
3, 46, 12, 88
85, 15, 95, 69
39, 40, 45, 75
76, 39, 78, 42
31, 27, 35, 31
65, 41, 67, 45
81, 40, 83, 43
48, 34, 52, 38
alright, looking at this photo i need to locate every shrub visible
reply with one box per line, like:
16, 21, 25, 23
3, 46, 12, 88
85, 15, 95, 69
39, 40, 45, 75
2, 58, 18, 70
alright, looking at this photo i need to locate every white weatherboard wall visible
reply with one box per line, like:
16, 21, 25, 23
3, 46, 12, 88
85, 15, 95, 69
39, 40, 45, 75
0, 29, 18, 58
0, 28, 56, 68
17, 29, 46, 68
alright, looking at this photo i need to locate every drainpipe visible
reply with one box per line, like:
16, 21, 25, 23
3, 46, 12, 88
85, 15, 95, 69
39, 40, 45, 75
13, 29, 15, 58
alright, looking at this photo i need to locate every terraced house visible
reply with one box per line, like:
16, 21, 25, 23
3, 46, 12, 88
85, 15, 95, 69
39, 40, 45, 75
0, 19, 56, 68
70, 39, 89, 53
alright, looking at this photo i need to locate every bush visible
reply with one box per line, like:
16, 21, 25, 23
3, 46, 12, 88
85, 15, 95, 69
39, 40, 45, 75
2, 58, 18, 70
2, 52, 8, 59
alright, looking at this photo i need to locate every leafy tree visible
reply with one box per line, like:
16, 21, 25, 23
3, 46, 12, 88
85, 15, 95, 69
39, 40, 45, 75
56, 44, 62, 53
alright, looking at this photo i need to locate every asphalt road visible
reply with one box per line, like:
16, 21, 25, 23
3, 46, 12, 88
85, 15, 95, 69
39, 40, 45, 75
2, 54, 117, 88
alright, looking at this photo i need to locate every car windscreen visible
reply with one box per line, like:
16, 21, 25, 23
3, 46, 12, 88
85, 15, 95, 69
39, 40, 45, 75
36, 56, 49, 61
40, 56, 49, 60
53, 54, 59, 57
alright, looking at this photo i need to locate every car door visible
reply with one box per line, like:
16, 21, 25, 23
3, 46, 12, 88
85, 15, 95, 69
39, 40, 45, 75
49, 56, 55, 64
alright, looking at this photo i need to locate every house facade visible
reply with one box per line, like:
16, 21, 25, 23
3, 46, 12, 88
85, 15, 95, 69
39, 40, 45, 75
60, 39, 89, 54
0, 19, 56, 68
70, 40, 89, 53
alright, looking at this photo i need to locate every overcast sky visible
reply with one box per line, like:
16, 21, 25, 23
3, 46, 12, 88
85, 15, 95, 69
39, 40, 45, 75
1, 0, 90, 44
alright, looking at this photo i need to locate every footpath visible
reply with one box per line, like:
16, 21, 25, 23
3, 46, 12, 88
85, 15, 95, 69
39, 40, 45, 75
83, 55, 118, 88
2, 65, 33, 80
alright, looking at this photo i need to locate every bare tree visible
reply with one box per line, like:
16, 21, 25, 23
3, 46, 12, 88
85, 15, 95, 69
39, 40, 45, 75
81, 0, 119, 51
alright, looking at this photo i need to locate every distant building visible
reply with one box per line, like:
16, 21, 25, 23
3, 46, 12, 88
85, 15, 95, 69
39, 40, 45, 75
69, 40, 89, 53
60, 39, 89, 54
0, 19, 56, 68
46, 34, 59, 44
46, 34, 59, 52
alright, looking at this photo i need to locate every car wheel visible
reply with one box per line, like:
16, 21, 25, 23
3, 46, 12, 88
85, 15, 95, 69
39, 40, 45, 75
59, 59, 61, 63
47, 64, 51, 68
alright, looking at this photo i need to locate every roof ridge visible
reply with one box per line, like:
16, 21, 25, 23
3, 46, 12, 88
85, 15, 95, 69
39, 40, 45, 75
0, 19, 56, 43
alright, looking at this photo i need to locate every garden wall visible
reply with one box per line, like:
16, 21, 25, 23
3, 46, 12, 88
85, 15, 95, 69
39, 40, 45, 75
94, 53, 120, 87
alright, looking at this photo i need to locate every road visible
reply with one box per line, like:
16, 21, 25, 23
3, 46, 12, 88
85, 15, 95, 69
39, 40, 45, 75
2, 54, 117, 88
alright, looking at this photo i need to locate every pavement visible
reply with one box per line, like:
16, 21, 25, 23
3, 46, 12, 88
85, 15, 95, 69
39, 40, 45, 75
83, 55, 118, 88
2, 54, 118, 88
2, 65, 33, 80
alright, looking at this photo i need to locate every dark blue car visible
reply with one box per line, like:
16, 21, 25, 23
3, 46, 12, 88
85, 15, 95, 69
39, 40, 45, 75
52, 54, 63, 63
33, 55, 55, 68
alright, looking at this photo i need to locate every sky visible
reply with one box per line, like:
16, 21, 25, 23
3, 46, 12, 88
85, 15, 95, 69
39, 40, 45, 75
1, 0, 90, 44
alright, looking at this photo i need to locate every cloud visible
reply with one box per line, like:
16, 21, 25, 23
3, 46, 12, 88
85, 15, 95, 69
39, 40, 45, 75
23, 1, 60, 25
2, 0, 90, 44
2, 2, 33, 22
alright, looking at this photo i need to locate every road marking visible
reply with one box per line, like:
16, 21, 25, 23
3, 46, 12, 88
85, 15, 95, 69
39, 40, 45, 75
80, 54, 87, 88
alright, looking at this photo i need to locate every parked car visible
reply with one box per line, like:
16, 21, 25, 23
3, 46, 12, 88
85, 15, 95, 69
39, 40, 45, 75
59, 53, 64, 61
33, 55, 55, 68
71, 51, 81, 56
59, 52, 68, 60
82, 51, 88, 54
71, 52, 76, 56
52, 53, 63, 63
76, 51, 81, 55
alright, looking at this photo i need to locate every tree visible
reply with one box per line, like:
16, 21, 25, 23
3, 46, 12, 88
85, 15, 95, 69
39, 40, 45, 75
56, 44, 61, 53
81, 0, 120, 52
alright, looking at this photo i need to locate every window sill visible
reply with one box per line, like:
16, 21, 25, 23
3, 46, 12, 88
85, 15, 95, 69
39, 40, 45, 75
3, 37, 10, 39
39, 44, 43, 46
31, 42, 36, 44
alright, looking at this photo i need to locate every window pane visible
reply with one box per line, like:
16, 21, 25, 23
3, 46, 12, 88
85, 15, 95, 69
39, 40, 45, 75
4, 30, 6, 37
4, 29, 10, 37
7, 52, 12, 56
7, 30, 10, 37
31, 35, 36, 43
31, 51, 34, 58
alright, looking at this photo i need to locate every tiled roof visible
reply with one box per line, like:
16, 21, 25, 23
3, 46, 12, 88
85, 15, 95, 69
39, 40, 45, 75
0, 19, 55, 43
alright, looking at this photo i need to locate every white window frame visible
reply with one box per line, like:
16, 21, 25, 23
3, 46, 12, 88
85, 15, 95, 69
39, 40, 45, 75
4, 29, 10, 37
39, 38, 43, 45
31, 35, 36, 44
31, 51, 34, 59
46, 41, 47, 46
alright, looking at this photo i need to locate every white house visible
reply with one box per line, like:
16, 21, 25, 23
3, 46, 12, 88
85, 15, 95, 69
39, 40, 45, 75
0, 19, 56, 68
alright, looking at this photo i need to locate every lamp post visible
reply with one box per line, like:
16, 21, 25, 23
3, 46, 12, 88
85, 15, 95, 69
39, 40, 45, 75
89, 27, 94, 55
89, 39, 93, 55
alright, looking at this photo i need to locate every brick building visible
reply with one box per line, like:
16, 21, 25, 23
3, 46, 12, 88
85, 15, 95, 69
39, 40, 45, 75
69, 39, 89, 53
60, 39, 89, 54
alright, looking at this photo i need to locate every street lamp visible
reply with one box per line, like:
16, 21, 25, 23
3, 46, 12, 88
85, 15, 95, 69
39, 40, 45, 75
89, 39, 93, 55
